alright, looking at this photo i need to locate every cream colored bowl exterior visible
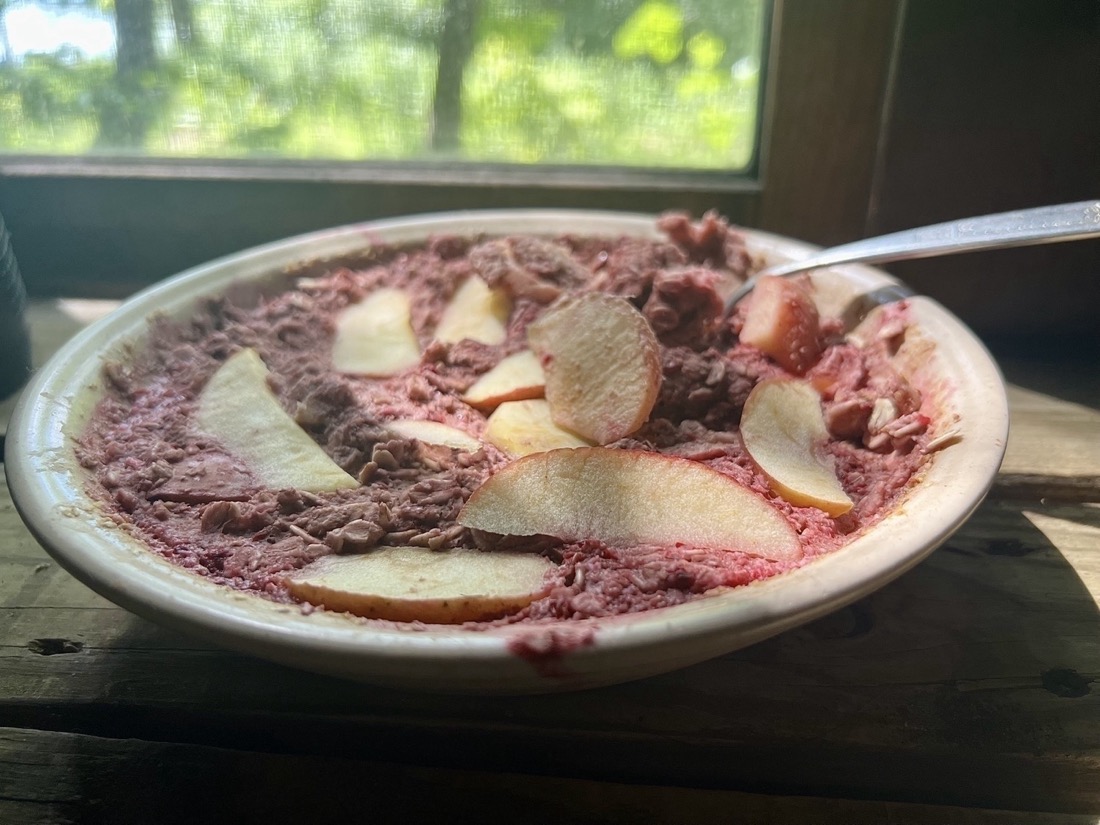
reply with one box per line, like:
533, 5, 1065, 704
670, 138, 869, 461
5, 211, 1008, 693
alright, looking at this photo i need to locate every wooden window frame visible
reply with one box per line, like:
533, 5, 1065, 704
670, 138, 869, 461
0, 0, 903, 298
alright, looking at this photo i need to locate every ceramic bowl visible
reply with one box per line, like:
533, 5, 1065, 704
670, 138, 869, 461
5, 210, 1008, 693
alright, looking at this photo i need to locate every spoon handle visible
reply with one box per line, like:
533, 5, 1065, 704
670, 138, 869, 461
763, 200, 1100, 278
725, 200, 1100, 311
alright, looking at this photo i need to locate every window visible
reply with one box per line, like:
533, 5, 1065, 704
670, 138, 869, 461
0, 1, 903, 297
2, 0, 766, 171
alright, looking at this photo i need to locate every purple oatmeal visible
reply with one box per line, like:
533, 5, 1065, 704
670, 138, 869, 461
76, 212, 936, 627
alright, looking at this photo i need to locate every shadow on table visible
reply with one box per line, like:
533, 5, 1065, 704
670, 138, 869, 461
994, 343, 1100, 412
19, 495, 1095, 818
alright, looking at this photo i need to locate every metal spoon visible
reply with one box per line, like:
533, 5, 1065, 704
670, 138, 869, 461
724, 200, 1100, 314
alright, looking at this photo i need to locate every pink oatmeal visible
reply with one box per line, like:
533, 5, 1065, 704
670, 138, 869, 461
77, 213, 933, 626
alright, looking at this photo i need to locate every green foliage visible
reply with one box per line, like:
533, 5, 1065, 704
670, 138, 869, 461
613, 0, 684, 65
0, 51, 111, 151
687, 30, 723, 70
0, 0, 766, 169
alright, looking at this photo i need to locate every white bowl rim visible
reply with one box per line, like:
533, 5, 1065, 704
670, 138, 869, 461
5, 209, 1009, 689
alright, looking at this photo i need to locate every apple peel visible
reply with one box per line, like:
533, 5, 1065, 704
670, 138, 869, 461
741, 378, 854, 517
527, 293, 661, 445
739, 275, 823, 374
459, 447, 801, 563
461, 349, 546, 411
285, 546, 552, 623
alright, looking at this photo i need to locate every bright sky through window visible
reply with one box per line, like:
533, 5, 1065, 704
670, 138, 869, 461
4, 4, 114, 59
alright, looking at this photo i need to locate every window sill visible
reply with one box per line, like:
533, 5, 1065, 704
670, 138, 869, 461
0, 154, 761, 194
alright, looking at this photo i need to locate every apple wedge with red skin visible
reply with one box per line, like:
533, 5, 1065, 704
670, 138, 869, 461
739, 275, 823, 374
527, 293, 661, 445
285, 546, 552, 623
459, 447, 801, 563
461, 349, 545, 411
741, 378, 854, 517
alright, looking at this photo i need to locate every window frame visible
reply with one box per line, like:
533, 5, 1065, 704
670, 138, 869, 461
0, 0, 903, 298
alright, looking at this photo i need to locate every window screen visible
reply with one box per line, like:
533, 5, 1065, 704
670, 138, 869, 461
0, 0, 767, 171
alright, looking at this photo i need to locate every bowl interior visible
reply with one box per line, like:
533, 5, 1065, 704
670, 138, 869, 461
5, 210, 1008, 693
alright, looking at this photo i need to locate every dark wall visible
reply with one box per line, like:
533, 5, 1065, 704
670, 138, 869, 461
870, 0, 1100, 345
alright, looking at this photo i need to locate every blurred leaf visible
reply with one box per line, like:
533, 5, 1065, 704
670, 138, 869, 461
612, 0, 683, 65
686, 29, 722, 69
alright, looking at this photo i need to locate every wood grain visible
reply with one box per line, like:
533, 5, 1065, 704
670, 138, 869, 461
5, 727, 1097, 825
997, 385, 1100, 499
4, 2, 1094, 344
4, 470, 1100, 812
755, 0, 902, 244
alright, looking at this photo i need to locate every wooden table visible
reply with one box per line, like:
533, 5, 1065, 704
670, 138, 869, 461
3, 301, 1099, 823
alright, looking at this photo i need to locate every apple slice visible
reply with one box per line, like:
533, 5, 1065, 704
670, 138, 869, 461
195, 348, 358, 492
739, 275, 823, 374
332, 288, 421, 376
461, 349, 545, 411
484, 399, 593, 457
741, 378, 853, 517
527, 293, 661, 445
285, 546, 552, 623
434, 275, 511, 346
385, 419, 481, 452
459, 447, 800, 562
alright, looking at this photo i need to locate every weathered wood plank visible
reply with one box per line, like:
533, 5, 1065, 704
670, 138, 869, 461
4, 479, 1100, 812
2, 726, 1096, 825
1003, 376, 1100, 503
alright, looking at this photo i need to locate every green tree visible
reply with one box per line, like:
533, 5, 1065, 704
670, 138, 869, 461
94, 0, 170, 147
0, 0, 13, 66
169, 0, 198, 49
0, 0, 765, 168
431, 0, 479, 152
